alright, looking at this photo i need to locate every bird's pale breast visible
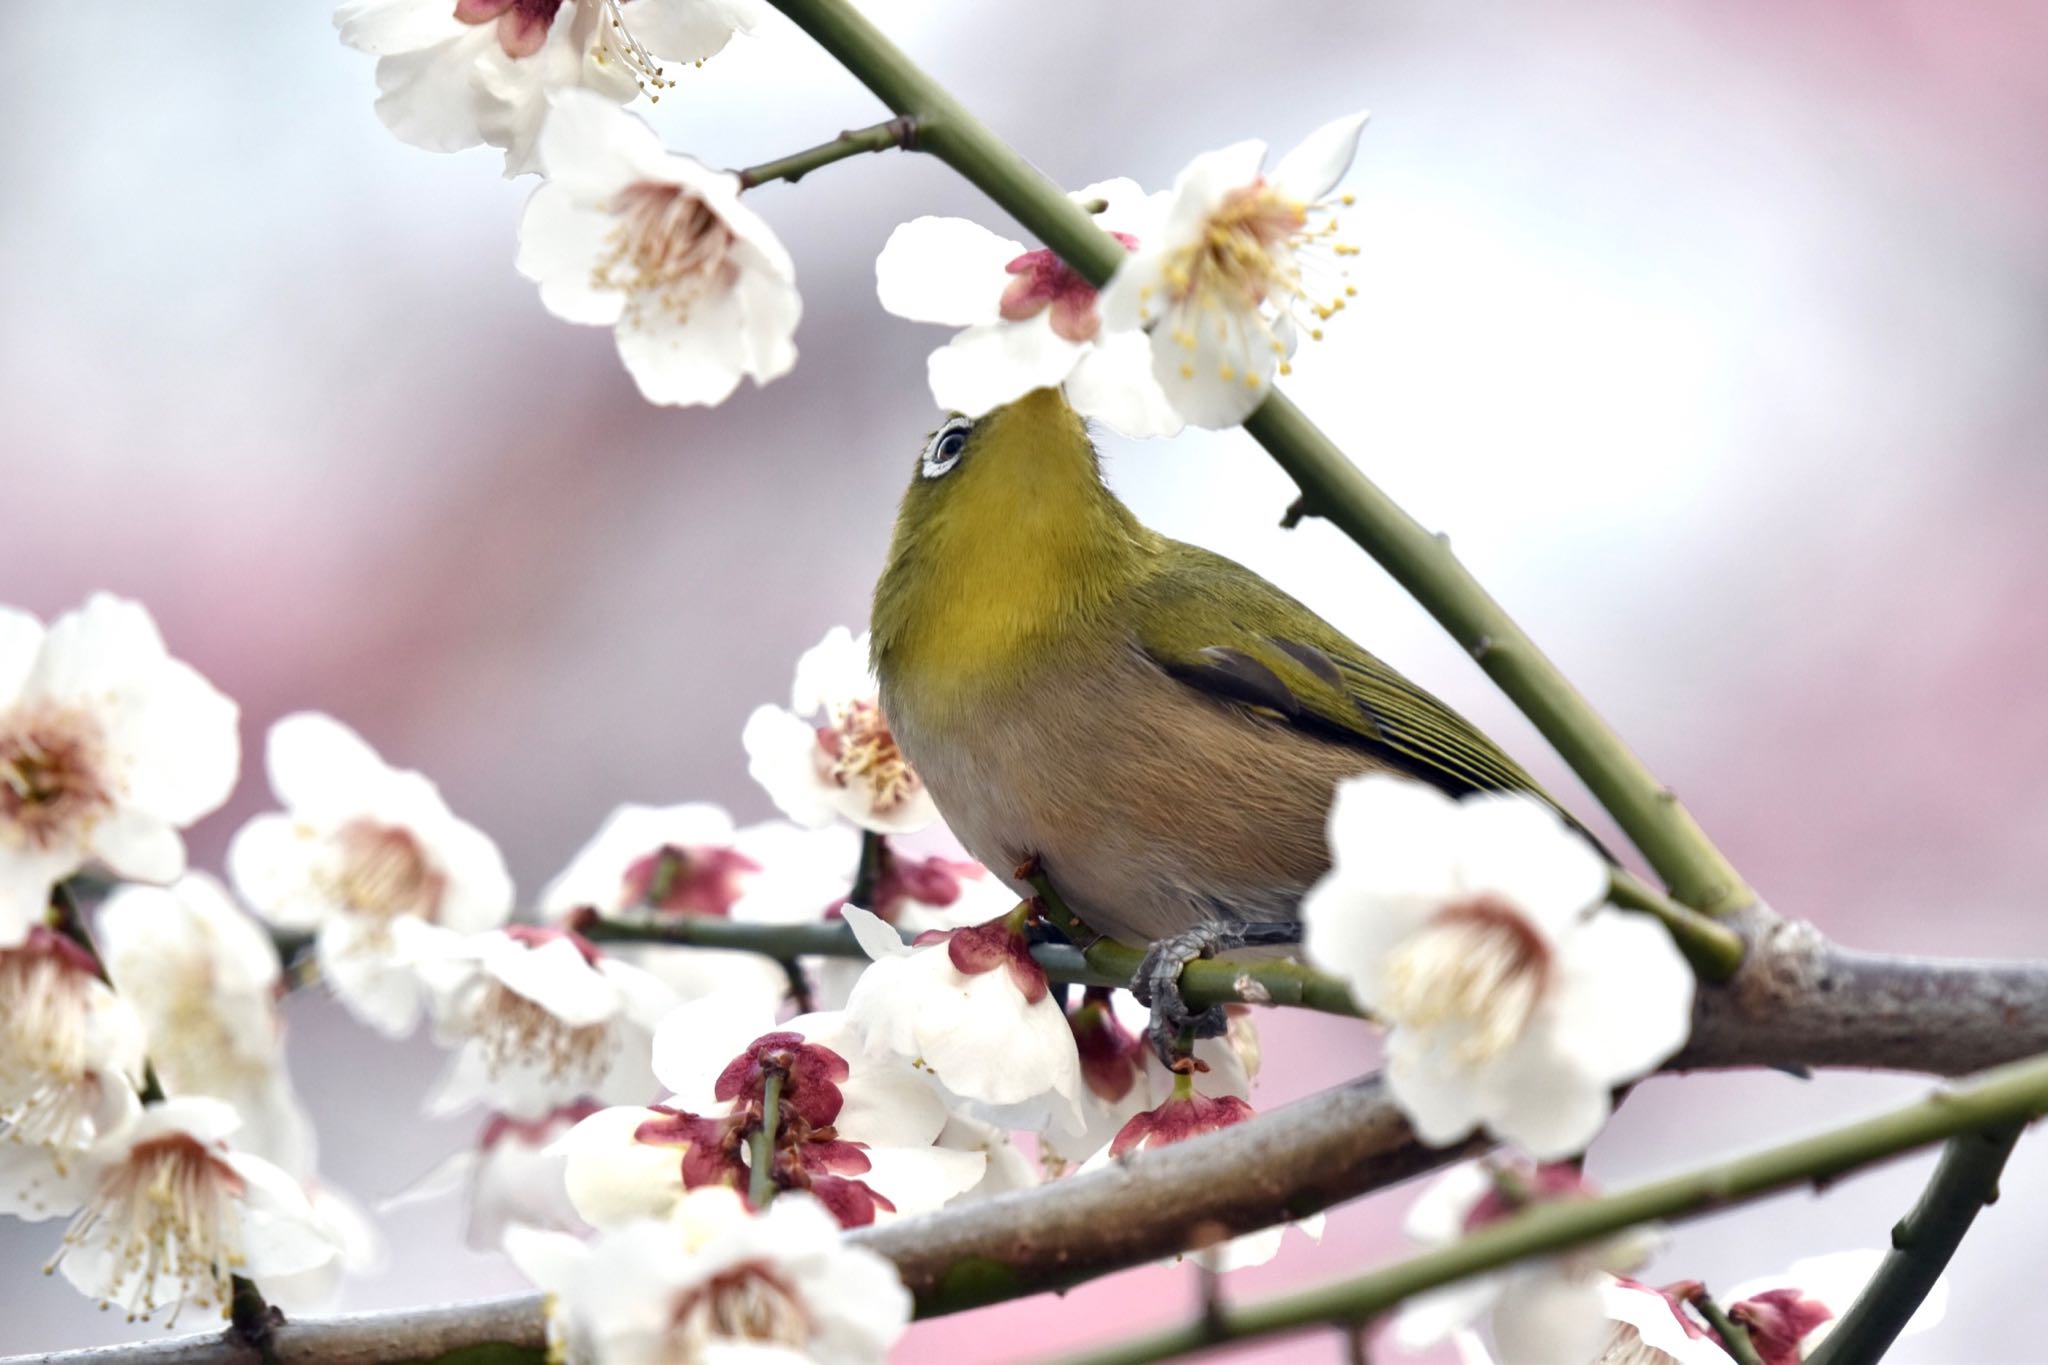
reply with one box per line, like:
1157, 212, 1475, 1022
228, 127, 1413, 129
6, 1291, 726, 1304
884, 641, 1389, 945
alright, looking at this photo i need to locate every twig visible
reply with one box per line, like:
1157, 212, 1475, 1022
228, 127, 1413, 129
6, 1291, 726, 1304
735, 116, 917, 189
1690, 1289, 1764, 1365
847, 830, 890, 911
1804, 1122, 2023, 1365
748, 1071, 785, 1209
760, 0, 1754, 919
1054, 1051, 2048, 1365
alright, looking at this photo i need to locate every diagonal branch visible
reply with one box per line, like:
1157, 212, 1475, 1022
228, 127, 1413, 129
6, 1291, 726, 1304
761, 0, 1753, 917
1803, 1122, 2023, 1365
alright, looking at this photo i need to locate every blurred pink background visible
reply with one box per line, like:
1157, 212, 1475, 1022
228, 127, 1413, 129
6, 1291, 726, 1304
5, 0, 2047, 1358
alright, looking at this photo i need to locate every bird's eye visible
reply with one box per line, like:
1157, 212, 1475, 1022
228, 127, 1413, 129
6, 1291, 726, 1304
921, 417, 972, 479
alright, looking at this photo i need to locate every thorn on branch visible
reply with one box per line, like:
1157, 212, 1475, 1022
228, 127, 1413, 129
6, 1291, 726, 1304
1279, 495, 1321, 530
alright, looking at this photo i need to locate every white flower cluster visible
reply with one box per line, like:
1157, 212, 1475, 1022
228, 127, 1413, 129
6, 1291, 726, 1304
2, 597, 1724, 1361
333, 0, 1379, 431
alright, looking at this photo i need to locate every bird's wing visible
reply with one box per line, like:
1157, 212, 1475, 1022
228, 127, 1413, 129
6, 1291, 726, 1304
1132, 542, 1546, 801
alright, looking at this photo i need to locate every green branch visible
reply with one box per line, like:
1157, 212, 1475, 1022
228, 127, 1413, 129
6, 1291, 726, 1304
748, 1070, 785, 1209
736, 116, 917, 189
576, 911, 1362, 1017
1056, 1055, 2048, 1365
762, 0, 1752, 919
1805, 1122, 2023, 1365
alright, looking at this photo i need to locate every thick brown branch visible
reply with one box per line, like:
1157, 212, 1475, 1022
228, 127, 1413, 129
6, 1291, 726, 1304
12, 912, 2048, 1365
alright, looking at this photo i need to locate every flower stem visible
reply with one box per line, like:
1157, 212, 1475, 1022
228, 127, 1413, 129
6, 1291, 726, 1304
749, 1070, 785, 1209
1804, 1122, 2024, 1365
1690, 1290, 1764, 1365
762, 0, 1753, 920
229, 1275, 285, 1365
1609, 869, 1743, 979
737, 116, 918, 189
848, 830, 891, 911
50, 881, 169, 1102
579, 908, 1366, 1016
1055, 1054, 2048, 1365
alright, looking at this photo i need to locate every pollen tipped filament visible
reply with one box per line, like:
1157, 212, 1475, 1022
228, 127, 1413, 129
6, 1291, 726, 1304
815, 700, 922, 816
601, 183, 739, 327
0, 705, 113, 852
1380, 895, 1554, 1064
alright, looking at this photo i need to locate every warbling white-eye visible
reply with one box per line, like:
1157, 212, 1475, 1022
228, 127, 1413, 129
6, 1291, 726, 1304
871, 387, 1571, 1057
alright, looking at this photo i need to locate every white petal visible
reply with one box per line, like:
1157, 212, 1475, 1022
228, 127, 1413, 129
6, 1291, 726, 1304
1162, 140, 1269, 241
265, 712, 398, 823
334, 0, 463, 54
614, 282, 753, 408
840, 904, 912, 962
1396, 1277, 1505, 1349
625, 0, 754, 63
1270, 111, 1370, 204
742, 706, 840, 828
1403, 1161, 1494, 1245
0, 606, 45, 706
1539, 911, 1695, 1085
1488, 1270, 1609, 1365
225, 814, 331, 931
516, 185, 628, 326
503, 1224, 589, 1294
928, 318, 1084, 419
88, 807, 185, 884
0, 844, 83, 946
858, 1144, 985, 1215
875, 217, 1021, 327
537, 88, 669, 200
371, 31, 496, 154
433, 817, 517, 932
1063, 330, 1186, 439
789, 627, 872, 716
1451, 795, 1607, 937
648, 992, 779, 1101
1474, 1038, 1613, 1161
1147, 295, 1281, 429
556, 1105, 684, 1228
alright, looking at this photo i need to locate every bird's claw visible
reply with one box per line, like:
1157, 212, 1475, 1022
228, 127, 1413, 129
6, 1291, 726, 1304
1133, 928, 1233, 1065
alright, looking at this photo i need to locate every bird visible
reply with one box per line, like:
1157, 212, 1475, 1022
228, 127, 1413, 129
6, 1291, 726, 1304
870, 386, 1567, 1058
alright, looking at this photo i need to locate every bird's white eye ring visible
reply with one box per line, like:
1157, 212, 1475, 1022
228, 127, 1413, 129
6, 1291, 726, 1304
921, 417, 972, 479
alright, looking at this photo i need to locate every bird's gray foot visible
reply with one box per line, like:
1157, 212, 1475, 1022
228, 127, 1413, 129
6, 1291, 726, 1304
1131, 921, 1304, 1066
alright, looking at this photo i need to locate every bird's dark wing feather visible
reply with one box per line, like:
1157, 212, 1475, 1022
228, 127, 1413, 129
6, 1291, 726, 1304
1132, 541, 1546, 802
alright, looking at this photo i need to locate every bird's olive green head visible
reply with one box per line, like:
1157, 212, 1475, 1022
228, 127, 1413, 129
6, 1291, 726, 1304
871, 388, 1153, 700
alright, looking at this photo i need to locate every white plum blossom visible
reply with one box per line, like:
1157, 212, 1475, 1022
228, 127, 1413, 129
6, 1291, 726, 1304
1396, 1159, 1658, 1365
1304, 775, 1694, 1160
1099, 111, 1369, 428
841, 904, 1084, 1136
517, 91, 800, 406
875, 180, 1182, 438
387, 1103, 597, 1249
334, 0, 760, 176
932, 1112, 1038, 1205
98, 875, 319, 1179
808, 836, 1020, 1011
415, 925, 677, 1120
228, 711, 514, 1037
262, 1182, 386, 1313
0, 928, 146, 1158
743, 626, 937, 836
506, 1186, 910, 1365
541, 800, 848, 1004
0, 1097, 338, 1324
0, 595, 238, 946
558, 995, 983, 1230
